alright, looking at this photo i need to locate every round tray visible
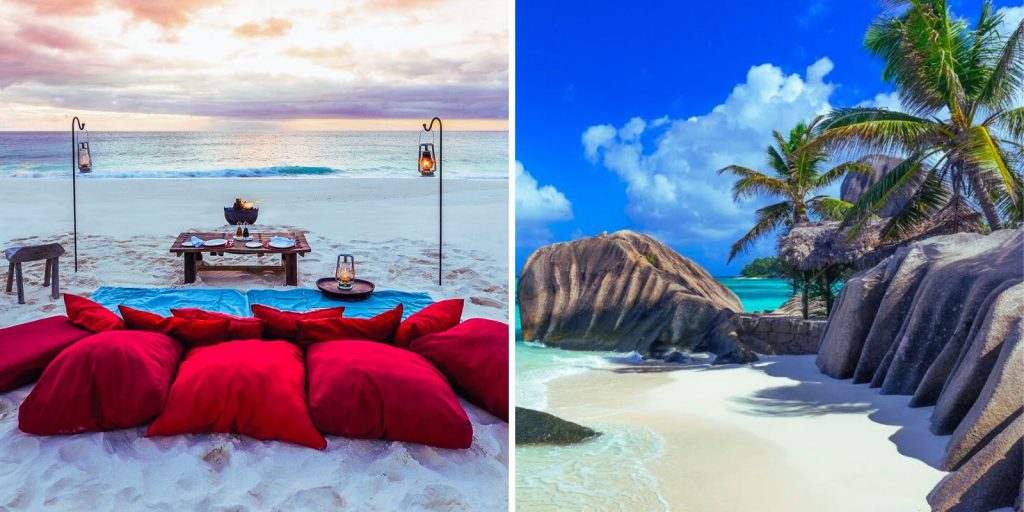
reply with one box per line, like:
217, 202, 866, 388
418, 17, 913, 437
316, 278, 375, 301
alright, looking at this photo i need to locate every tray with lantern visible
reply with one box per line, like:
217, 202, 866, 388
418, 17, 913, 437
316, 254, 374, 301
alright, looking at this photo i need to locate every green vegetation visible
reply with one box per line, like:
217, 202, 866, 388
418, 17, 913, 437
719, 0, 1022, 318
644, 253, 658, 266
822, 0, 1024, 239
718, 117, 873, 263
739, 256, 781, 278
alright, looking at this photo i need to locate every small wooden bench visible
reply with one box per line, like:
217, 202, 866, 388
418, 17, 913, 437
4, 244, 64, 305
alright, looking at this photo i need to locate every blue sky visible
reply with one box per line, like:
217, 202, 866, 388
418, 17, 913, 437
515, 0, 1024, 275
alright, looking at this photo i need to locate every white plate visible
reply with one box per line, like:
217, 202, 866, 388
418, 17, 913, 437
204, 238, 228, 247
245, 242, 262, 248
269, 240, 295, 249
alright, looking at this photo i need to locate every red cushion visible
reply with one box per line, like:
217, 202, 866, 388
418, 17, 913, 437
64, 293, 125, 332
170, 308, 265, 340
250, 304, 345, 341
410, 319, 509, 421
296, 304, 403, 347
19, 330, 183, 434
147, 340, 326, 450
0, 316, 93, 393
119, 306, 229, 348
306, 340, 472, 448
393, 299, 465, 348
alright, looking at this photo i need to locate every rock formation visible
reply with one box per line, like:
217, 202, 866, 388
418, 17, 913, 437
840, 154, 909, 217
518, 230, 755, 363
815, 229, 1023, 511
515, 407, 600, 445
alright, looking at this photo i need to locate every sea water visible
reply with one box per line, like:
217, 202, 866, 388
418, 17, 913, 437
515, 277, 791, 511
0, 131, 508, 179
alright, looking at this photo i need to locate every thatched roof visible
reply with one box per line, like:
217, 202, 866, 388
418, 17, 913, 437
779, 222, 879, 272
781, 201, 987, 272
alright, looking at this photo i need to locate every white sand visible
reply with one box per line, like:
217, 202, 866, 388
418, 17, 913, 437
0, 177, 509, 510
542, 355, 949, 512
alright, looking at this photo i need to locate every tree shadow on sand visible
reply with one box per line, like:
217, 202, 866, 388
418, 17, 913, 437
727, 355, 948, 469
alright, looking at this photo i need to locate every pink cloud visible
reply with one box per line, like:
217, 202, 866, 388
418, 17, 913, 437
113, 0, 223, 28
15, 23, 92, 52
234, 17, 293, 38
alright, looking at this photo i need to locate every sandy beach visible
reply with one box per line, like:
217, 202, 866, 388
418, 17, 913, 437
538, 354, 948, 512
0, 176, 509, 510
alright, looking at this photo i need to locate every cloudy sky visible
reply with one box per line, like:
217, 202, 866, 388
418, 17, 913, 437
516, 0, 1023, 275
0, 0, 508, 130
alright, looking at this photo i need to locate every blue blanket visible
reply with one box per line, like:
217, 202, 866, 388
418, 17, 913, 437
91, 287, 433, 319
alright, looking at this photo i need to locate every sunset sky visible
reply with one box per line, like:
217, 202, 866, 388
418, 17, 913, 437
0, 0, 508, 131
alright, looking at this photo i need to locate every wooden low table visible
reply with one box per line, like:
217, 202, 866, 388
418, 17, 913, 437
169, 232, 310, 286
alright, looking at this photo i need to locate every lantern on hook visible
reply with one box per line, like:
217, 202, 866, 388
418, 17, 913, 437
77, 132, 92, 174
417, 139, 436, 177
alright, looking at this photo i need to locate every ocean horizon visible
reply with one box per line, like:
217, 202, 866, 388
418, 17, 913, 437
0, 131, 508, 180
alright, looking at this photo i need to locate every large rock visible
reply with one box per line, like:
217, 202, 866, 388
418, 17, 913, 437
518, 230, 753, 362
815, 228, 1024, 511
840, 154, 909, 217
515, 407, 600, 445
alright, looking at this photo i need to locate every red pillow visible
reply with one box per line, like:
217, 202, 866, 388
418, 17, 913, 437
393, 299, 465, 348
19, 330, 183, 434
119, 306, 229, 348
0, 316, 93, 393
410, 319, 509, 421
147, 340, 326, 450
296, 304, 403, 347
250, 304, 345, 341
306, 339, 472, 448
170, 308, 265, 340
64, 293, 125, 332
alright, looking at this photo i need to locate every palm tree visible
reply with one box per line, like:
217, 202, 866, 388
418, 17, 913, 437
718, 116, 873, 262
820, 0, 1024, 240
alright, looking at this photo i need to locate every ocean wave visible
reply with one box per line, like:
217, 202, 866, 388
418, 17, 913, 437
5, 165, 509, 180
7, 165, 341, 179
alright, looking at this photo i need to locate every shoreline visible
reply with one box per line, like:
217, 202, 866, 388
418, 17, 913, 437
539, 353, 948, 511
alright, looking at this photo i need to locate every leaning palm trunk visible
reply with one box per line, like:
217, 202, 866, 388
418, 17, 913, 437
968, 169, 1003, 230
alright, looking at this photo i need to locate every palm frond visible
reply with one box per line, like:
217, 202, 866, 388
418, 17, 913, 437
977, 10, 1024, 110
808, 196, 854, 221
965, 125, 1017, 202
989, 106, 1024, 142
818, 108, 940, 155
727, 201, 792, 262
880, 169, 951, 240
717, 165, 791, 201
841, 151, 937, 233
816, 162, 875, 190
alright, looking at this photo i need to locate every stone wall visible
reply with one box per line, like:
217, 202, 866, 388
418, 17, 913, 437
730, 314, 825, 355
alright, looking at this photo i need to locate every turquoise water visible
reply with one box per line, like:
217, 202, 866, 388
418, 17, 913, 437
515, 276, 792, 510
0, 131, 508, 179
715, 277, 792, 313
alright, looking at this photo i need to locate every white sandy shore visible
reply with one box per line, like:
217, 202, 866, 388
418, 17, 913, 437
0, 177, 509, 510
541, 354, 948, 512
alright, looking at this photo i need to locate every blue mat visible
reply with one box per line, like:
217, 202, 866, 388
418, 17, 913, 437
91, 286, 433, 319
92, 287, 250, 316
246, 289, 431, 320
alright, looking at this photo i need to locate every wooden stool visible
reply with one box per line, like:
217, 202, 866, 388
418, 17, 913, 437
4, 244, 65, 305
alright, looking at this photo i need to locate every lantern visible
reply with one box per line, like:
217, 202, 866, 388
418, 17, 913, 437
418, 142, 436, 176
77, 141, 92, 173
335, 254, 356, 290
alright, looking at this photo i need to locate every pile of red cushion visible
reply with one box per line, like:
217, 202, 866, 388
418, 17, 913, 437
1, 294, 508, 450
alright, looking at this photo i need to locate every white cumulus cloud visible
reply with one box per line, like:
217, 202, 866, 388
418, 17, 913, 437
581, 58, 838, 255
516, 161, 573, 223
515, 161, 573, 248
